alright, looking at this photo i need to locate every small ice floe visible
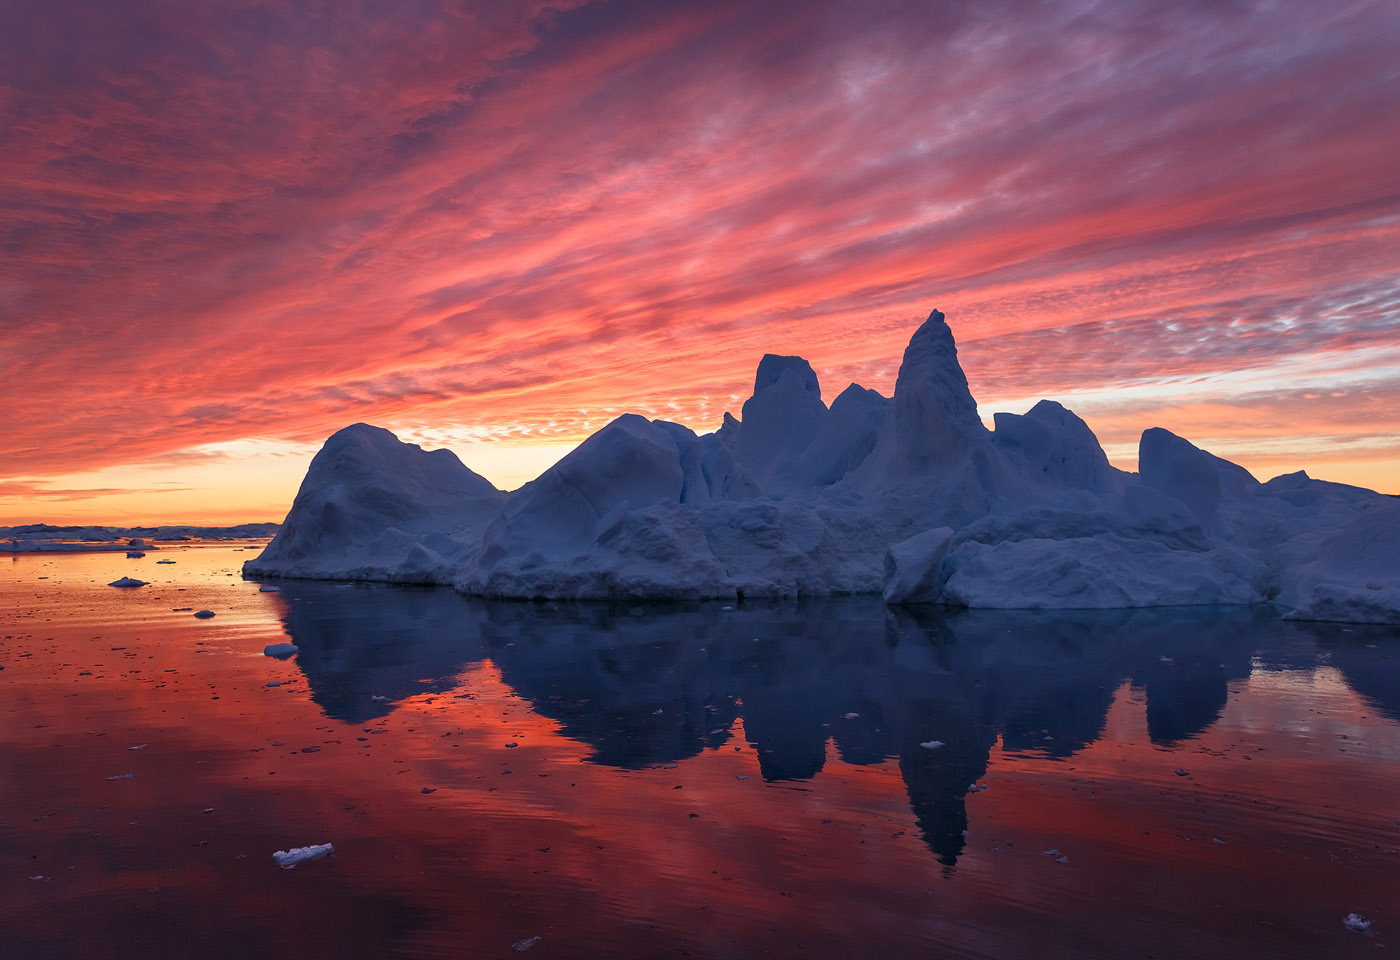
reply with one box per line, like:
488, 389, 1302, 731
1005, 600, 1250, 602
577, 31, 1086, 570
1174, 769, 1190, 777
258, 584, 281, 593
652, 708, 663, 715
273, 843, 333, 868
193, 610, 216, 619
512, 937, 541, 952
108, 577, 147, 588
1158, 655, 1174, 664
156, 560, 176, 564
263, 643, 299, 658
1056, 855, 1069, 863
128, 744, 148, 751
106, 773, 135, 781
1344, 913, 1372, 933
662, 762, 678, 770
920, 740, 945, 750
126, 550, 145, 558
1042, 848, 1060, 857
266, 681, 281, 687
370, 695, 387, 701
721, 605, 733, 611
843, 712, 860, 720
736, 775, 749, 781
967, 783, 988, 793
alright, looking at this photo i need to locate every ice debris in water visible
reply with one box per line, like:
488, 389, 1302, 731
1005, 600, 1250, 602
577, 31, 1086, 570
128, 744, 147, 751
263, 642, 299, 658
512, 937, 541, 952
106, 773, 135, 781
967, 783, 988, 793
273, 843, 334, 867
193, 610, 216, 619
1344, 913, 1372, 933
108, 577, 147, 588
258, 584, 281, 592
843, 712, 860, 720
919, 740, 945, 750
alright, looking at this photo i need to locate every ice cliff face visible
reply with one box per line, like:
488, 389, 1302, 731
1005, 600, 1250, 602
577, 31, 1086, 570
244, 311, 1400, 624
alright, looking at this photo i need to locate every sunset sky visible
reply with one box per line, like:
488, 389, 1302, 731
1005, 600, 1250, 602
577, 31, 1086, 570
3, 0, 1398, 525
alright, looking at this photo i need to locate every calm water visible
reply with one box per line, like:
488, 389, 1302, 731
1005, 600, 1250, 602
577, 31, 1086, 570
2, 546, 1398, 959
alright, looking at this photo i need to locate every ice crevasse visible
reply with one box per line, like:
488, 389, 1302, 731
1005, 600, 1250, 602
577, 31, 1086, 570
244, 310, 1400, 624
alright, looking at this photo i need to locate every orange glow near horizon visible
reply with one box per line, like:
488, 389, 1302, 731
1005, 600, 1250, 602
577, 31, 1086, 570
3, 0, 1399, 525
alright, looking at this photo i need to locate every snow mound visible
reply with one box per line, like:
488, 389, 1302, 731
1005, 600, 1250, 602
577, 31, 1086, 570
243, 309, 1400, 621
245, 423, 503, 583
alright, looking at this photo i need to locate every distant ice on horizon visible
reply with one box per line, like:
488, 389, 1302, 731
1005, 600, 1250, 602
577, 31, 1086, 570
243, 310, 1400, 624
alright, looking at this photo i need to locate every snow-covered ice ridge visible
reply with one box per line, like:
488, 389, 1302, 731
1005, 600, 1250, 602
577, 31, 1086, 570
244, 310, 1400, 624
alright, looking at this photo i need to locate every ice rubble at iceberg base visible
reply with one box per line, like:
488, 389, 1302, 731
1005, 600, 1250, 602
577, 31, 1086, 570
243, 310, 1400, 624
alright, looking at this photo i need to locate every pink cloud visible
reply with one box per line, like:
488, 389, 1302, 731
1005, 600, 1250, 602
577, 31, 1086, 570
2, 0, 1397, 501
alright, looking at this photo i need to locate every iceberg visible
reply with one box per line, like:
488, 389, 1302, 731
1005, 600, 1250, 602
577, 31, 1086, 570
244, 310, 1400, 622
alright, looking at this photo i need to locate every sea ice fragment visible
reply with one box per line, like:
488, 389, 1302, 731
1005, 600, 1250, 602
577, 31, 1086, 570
273, 843, 334, 867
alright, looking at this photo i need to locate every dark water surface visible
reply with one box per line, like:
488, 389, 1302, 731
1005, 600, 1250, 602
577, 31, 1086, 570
3, 547, 1398, 958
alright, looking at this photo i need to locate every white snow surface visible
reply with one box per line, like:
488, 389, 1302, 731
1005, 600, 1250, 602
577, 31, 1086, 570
243, 310, 1400, 622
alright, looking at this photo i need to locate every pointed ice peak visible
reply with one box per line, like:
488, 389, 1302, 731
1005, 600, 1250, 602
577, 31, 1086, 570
753, 354, 821, 400
886, 307, 986, 466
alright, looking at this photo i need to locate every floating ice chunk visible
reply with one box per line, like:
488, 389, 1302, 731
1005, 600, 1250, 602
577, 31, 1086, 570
258, 584, 281, 593
193, 610, 216, 619
843, 712, 860, 720
273, 843, 334, 867
156, 560, 176, 564
512, 937, 541, 952
128, 744, 147, 751
106, 773, 135, 780
967, 783, 988, 793
1344, 913, 1372, 933
1174, 769, 1190, 777
883, 527, 955, 603
919, 740, 945, 750
263, 643, 299, 658
370, 694, 387, 701
109, 577, 147, 588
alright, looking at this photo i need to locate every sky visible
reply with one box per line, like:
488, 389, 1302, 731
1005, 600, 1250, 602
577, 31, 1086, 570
2, 0, 1398, 525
